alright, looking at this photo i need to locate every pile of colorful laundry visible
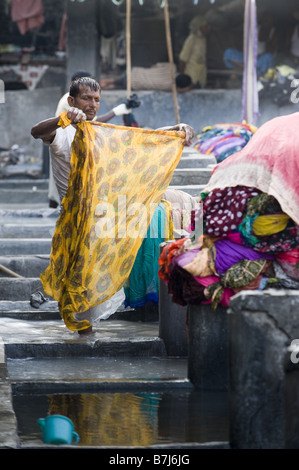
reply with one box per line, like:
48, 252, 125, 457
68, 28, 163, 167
158, 112, 299, 310
192, 122, 257, 163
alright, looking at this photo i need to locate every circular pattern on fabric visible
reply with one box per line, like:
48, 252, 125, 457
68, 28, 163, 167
111, 174, 127, 193
95, 243, 109, 261
118, 238, 135, 257
133, 156, 148, 173
99, 252, 116, 272
119, 255, 134, 277
140, 164, 158, 184
96, 167, 105, 184
52, 233, 62, 255
107, 157, 121, 175
92, 148, 100, 164
160, 149, 173, 166
69, 272, 83, 288
121, 130, 134, 146
123, 148, 137, 165
142, 138, 156, 153
108, 137, 120, 153
95, 132, 105, 148
96, 273, 112, 293
97, 182, 110, 199
54, 254, 65, 278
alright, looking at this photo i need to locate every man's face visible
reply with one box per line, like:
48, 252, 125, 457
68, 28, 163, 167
68, 85, 100, 121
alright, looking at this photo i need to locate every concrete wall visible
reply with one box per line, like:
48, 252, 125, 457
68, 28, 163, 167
0, 87, 61, 159
1, 86, 298, 160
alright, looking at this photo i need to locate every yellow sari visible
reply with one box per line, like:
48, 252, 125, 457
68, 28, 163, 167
41, 117, 184, 331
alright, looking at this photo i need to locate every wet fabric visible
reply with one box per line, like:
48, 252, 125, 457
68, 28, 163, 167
124, 200, 173, 308
41, 119, 185, 331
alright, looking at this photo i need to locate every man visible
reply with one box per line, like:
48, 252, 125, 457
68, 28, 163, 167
176, 15, 210, 93
31, 76, 194, 334
48, 71, 133, 208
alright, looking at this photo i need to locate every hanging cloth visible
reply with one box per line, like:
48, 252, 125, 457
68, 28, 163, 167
41, 118, 184, 331
11, 0, 44, 35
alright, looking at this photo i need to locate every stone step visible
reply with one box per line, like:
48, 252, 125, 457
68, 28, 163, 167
171, 168, 212, 186
168, 184, 205, 198
0, 179, 48, 190
0, 224, 54, 239
0, 277, 45, 301
177, 156, 216, 168
0, 203, 49, 210
0, 318, 166, 359
0, 239, 51, 255
0, 300, 59, 320
0, 208, 58, 220
0, 189, 48, 204
0, 255, 50, 277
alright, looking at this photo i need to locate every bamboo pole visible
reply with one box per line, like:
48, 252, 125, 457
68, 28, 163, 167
126, 0, 131, 99
163, 0, 180, 124
0, 264, 23, 278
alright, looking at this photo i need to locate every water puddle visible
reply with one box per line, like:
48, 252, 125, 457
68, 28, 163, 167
12, 389, 229, 447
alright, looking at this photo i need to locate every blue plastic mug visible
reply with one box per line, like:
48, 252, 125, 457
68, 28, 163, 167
37, 415, 80, 445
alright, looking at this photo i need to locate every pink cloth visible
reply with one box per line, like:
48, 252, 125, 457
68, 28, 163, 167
194, 275, 235, 307
11, 0, 44, 35
204, 112, 299, 226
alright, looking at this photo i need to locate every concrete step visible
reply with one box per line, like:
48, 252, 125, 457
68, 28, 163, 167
177, 155, 216, 168
0, 277, 45, 301
168, 184, 205, 197
171, 168, 212, 186
0, 318, 166, 359
0, 207, 59, 220
0, 189, 48, 204
0, 203, 49, 210
0, 300, 59, 320
0, 179, 49, 190
0, 224, 54, 239
0, 255, 50, 277
0, 239, 51, 255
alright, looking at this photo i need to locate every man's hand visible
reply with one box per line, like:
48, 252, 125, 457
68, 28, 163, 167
67, 107, 87, 123
112, 103, 132, 116
177, 123, 194, 144
157, 123, 195, 145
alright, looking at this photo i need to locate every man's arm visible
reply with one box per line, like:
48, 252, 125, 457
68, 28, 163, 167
157, 123, 194, 144
31, 108, 86, 143
96, 103, 132, 123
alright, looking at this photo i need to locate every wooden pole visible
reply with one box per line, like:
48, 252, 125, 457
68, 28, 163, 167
163, 0, 180, 124
0, 264, 23, 278
126, 0, 131, 99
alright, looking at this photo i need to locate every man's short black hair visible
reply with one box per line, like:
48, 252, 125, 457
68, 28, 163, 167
71, 71, 92, 81
175, 74, 192, 88
69, 77, 100, 98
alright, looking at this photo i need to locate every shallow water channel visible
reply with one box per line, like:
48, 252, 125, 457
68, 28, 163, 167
8, 357, 229, 447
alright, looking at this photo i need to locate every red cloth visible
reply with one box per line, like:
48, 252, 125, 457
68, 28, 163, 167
11, 0, 44, 35
203, 112, 299, 226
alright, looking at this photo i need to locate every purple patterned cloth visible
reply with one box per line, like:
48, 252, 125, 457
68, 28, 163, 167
214, 238, 274, 274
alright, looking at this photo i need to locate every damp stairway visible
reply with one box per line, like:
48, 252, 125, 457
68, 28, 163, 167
0, 148, 230, 449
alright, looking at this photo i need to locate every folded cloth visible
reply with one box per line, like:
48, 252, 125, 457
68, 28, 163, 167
204, 258, 272, 309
